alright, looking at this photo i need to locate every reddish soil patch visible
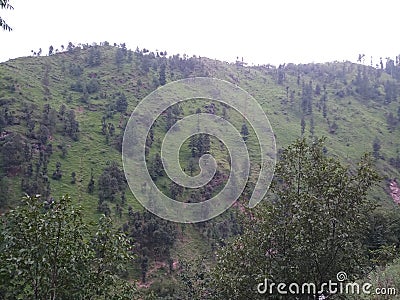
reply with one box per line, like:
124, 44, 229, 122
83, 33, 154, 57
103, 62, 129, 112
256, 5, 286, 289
389, 179, 400, 204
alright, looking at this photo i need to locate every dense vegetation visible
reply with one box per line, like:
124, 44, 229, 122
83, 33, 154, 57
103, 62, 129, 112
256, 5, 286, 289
0, 195, 135, 299
0, 43, 400, 298
0, 0, 13, 31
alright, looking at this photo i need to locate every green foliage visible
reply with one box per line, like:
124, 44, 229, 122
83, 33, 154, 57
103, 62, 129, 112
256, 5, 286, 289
384, 80, 397, 104
51, 161, 62, 180
0, 132, 24, 173
367, 209, 400, 265
177, 257, 210, 299
368, 259, 400, 299
115, 93, 128, 113
87, 46, 102, 67
71, 171, 76, 184
89, 214, 136, 299
240, 123, 249, 141
209, 138, 380, 299
88, 171, 95, 193
48, 45, 54, 56
347, 258, 400, 300
123, 210, 177, 288
97, 161, 126, 204
86, 78, 100, 94
149, 153, 164, 180
115, 48, 125, 70
189, 134, 211, 158
159, 63, 166, 86
0, 194, 136, 299
1, 43, 400, 296
301, 80, 313, 115
301, 116, 306, 135
63, 109, 79, 141
70, 79, 85, 92
0, 0, 13, 31
373, 137, 381, 159
125, 210, 177, 259
68, 63, 84, 77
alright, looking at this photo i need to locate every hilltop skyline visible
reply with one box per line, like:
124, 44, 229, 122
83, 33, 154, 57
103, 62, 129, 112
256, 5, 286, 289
1, 0, 400, 66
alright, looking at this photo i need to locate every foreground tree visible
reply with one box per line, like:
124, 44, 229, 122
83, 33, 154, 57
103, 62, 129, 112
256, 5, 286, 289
0, 0, 13, 31
210, 138, 380, 299
0, 194, 136, 299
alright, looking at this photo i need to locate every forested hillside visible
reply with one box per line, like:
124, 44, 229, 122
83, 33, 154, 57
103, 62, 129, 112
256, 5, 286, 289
1, 43, 400, 298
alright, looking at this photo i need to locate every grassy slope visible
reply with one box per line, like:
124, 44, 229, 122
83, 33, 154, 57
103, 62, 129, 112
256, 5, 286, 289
1, 47, 144, 220
1, 46, 399, 207
1, 46, 400, 289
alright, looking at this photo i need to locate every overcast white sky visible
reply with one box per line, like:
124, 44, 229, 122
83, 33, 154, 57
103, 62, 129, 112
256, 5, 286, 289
1, 0, 400, 66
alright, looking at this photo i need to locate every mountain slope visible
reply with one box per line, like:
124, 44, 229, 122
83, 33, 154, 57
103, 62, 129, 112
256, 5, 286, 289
1, 43, 400, 293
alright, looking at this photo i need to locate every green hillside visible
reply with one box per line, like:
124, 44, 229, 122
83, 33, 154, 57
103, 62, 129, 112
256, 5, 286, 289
1, 44, 399, 207
1, 43, 400, 297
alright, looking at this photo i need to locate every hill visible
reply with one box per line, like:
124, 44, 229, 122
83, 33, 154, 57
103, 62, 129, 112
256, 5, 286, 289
1, 43, 400, 294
